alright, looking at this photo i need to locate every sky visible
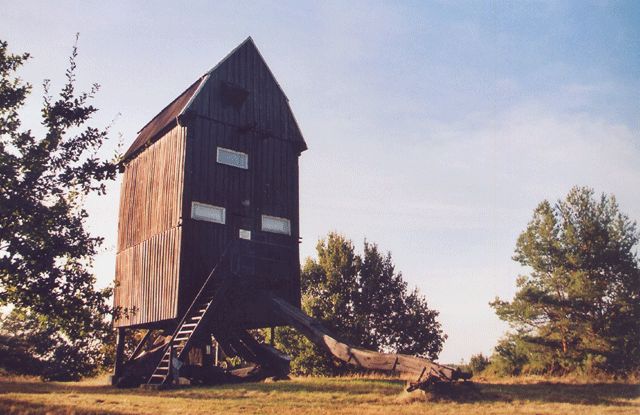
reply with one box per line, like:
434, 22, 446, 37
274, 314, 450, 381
2, 1, 639, 364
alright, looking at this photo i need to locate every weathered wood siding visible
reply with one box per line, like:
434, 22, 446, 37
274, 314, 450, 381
179, 40, 302, 328
114, 126, 187, 328
114, 38, 305, 330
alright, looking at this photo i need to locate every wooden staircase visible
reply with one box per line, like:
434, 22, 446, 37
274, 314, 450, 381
146, 244, 235, 386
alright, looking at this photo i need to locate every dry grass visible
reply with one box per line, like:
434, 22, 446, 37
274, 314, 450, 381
0, 374, 638, 415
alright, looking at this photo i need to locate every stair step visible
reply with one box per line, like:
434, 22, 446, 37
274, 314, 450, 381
145, 259, 228, 385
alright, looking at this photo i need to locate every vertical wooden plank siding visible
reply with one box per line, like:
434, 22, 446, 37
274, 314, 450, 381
114, 125, 186, 327
179, 41, 302, 328
115, 39, 305, 330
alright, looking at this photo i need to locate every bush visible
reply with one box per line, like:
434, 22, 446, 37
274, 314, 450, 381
486, 336, 529, 376
0, 309, 111, 381
468, 353, 490, 375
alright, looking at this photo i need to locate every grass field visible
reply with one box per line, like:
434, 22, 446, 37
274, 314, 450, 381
0, 374, 638, 415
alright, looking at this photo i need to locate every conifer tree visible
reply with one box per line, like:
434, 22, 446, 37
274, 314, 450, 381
491, 187, 640, 374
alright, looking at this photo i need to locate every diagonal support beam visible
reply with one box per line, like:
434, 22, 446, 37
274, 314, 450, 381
267, 295, 471, 388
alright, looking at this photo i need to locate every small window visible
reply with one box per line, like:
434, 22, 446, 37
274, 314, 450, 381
217, 147, 248, 169
191, 202, 225, 224
221, 81, 250, 109
261, 215, 291, 235
239, 229, 251, 240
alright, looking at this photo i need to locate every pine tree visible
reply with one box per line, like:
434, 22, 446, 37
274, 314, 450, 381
491, 187, 640, 374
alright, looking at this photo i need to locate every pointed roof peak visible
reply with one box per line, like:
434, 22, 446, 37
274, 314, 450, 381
206, 36, 257, 76
204, 36, 289, 102
122, 36, 304, 162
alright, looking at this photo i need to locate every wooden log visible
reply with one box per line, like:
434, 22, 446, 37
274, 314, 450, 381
268, 295, 469, 383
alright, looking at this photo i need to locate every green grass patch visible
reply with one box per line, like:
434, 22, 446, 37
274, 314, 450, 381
0, 375, 638, 414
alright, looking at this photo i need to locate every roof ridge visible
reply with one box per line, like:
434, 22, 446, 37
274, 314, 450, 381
205, 36, 289, 101
122, 36, 305, 162
135, 76, 204, 135
205, 36, 254, 76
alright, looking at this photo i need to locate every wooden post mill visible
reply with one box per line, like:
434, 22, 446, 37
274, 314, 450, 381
112, 38, 469, 389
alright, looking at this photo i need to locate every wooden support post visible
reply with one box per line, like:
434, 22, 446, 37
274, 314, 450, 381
270, 326, 275, 346
112, 327, 126, 385
207, 335, 215, 367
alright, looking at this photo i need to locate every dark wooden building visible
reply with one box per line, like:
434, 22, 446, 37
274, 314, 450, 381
113, 38, 469, 389
114, 37, 306, 333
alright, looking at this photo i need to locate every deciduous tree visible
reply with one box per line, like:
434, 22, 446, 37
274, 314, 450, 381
275, 232, 446, 375
0, 37, 119, 378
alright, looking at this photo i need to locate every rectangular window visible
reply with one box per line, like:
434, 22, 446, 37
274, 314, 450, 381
191, 202, 225, 224
261, 215, 291, 235
239, 229, 251, 240
217, 147, 248, 169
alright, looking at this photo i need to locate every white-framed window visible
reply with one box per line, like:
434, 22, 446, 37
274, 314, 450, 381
217, 147, 248, 169
191, 202, 225, 224
239, 229, 252, 240
261, 215, 291, 235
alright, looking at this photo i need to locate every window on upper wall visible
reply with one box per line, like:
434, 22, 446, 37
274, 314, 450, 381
261, 215, 291, 235
191, 202, 225, 224
220, 81, 250, 109
217, 147, 248, 169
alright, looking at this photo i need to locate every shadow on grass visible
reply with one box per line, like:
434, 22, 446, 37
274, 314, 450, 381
0, 377, 638, 408
0, 398, 128, 415
475, 382, 640, 407
0, 377, 404, 398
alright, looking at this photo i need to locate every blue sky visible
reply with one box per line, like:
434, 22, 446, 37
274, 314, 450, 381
3, 1, 639, 363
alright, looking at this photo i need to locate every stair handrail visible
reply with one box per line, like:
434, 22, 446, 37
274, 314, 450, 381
160, 240, 237, 362
167, 338, 174, 384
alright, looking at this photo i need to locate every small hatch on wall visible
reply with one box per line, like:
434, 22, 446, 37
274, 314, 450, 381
220, 81, 249, 109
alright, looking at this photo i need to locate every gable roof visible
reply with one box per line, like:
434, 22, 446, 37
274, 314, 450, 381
122, 37, 306, 163
122, 77, 205, 161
